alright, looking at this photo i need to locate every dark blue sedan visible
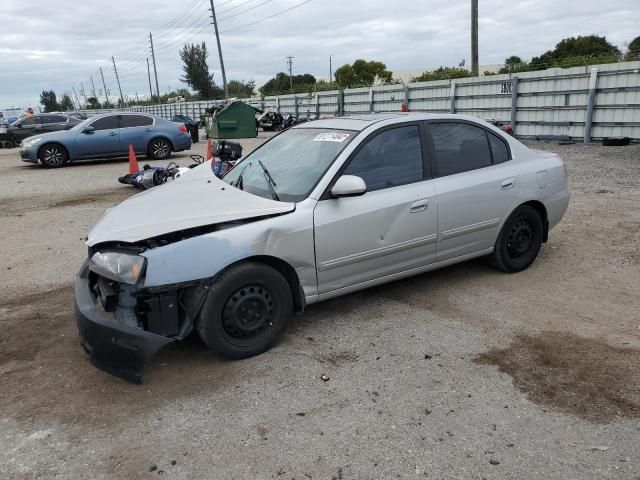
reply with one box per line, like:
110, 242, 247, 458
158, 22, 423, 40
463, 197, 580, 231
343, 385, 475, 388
19, 113, 192, 168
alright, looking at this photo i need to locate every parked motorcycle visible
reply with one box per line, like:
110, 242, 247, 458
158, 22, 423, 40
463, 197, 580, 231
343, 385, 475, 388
118, 154, 205, 190
118, 140, 243, 190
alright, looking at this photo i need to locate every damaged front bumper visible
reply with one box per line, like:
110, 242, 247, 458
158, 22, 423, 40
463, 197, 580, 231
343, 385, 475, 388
74, 261, 175, 383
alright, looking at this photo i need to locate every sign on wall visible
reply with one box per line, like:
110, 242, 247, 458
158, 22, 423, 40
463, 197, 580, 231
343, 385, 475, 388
500, 81, 513, 95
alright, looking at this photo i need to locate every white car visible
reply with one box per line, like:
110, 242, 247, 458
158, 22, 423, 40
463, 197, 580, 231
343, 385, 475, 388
74, 113, 570, 382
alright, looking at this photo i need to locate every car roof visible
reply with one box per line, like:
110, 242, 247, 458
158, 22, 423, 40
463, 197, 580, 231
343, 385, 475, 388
90, 112, 157, 120
292, 112, 489, 132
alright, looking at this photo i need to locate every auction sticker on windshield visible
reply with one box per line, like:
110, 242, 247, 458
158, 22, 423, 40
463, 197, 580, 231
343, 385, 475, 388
313, 132, 351, 142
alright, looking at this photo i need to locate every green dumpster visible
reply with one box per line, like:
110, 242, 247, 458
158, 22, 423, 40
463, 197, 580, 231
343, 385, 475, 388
205, 101, 258, 139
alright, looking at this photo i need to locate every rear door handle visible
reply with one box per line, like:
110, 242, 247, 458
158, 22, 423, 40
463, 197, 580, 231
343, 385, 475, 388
410, 199, 429, 213
501, 178, 515, 190
109, 131, 118, 136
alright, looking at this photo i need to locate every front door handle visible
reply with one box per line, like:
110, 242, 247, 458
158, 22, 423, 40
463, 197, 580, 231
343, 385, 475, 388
109, 131, 118, 136
410, 199, 429, 213
501, 178, 515, 190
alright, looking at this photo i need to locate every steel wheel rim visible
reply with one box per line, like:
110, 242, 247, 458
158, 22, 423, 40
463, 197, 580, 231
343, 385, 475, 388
152, 140, 169, 158
222, 285, 275, 344
43, 146, 64, 166
506, 219, 533, 259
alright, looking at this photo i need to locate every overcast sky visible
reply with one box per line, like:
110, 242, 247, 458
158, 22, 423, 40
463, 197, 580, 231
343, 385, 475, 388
0, 0, 637, 109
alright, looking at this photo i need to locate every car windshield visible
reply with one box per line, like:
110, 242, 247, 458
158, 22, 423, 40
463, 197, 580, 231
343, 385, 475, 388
222, 128, 355, 202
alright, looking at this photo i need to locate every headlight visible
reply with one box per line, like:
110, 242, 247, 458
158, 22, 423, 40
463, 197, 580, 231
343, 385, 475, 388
22, 137, 43, 148
89, 251, 146, 285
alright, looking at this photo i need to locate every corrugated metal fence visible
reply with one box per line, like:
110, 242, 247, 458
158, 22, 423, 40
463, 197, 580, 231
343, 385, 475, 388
79, 61, 640, 140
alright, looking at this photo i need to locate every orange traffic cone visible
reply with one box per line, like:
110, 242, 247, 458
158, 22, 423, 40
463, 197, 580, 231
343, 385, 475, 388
128, 144, 140, 174
206, 139, 213, 161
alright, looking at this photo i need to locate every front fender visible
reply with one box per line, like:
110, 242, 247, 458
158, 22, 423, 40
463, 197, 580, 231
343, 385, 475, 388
140, 199, 318, 299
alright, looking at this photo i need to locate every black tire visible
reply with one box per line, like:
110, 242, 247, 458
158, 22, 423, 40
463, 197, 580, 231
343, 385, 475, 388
147, 138, 172, 160
39, 143, 69, 168
489, 205, 543, 273
196, 262, 293, 359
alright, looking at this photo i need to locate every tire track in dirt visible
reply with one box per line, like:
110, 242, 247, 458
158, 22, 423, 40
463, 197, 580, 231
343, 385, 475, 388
0, 188, 133, 217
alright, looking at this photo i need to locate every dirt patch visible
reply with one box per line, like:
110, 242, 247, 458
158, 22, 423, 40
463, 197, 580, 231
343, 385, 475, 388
0, 188, 132, 217
474, 332, 640, 423
0, 283, 240, 427
0, 286, 73, 364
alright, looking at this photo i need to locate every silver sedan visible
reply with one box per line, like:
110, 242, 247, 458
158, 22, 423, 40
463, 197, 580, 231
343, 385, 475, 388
75, 113, 570, 382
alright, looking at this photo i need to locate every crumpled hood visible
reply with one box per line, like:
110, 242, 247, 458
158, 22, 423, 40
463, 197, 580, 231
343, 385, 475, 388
87, 163, 295, 246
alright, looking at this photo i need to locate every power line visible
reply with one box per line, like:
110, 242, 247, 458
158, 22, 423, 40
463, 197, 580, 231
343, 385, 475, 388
217, 0, 273, 22
219, 0, 314, 34
113, 0, 207, 62
217, 0, 255, 15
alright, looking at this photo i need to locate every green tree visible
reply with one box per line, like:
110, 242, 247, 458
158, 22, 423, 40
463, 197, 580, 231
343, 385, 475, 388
259, 72, 316, 95
334, 59, 393, 88
179, 42, 222, 99
412, 66, 471, 82
39, 90, 59, 112
530, 35, 621, 69
86, 97, 100, 109
59, 94, 74, 111
498, 55, 531, 74
625, 36, 640, 61
227, 79, 256, 98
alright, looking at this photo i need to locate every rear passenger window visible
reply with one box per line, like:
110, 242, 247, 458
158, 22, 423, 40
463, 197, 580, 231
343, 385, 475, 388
44, 115, 67, 124
344, 125, 423, 191
429, 123, 492, 176
91, 116, 119, 131
120, 115, 153, 128
488, 133, 510, 164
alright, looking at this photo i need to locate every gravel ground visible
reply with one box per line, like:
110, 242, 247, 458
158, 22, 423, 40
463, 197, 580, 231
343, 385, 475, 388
0, 136, 639, 479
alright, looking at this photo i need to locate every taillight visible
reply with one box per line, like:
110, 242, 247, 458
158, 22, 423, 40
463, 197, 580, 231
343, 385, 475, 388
178, 124, 188, 133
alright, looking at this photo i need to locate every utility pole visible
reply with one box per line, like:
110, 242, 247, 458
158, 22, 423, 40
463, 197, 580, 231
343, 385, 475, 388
149, 33, 160, 102
99, 67, 110, 106
112, 56, 125, 107
80, 82, 88, 106
146, 57, 154, 102
90, 76, 97, 97
209, 0, 229, 98
329, 55, 333, 83
286, 56, 294, 90
471, 0, 479, 76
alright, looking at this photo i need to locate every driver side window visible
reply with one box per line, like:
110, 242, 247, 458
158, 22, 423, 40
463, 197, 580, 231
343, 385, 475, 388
91, 116, 120, 131
343, 125, 423, 191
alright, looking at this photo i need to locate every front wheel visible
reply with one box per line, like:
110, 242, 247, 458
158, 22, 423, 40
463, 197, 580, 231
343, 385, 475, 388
148, 138, 172, 160
39, 143, 68, 168
196, 262, 293, 359
489, 205, 543, 273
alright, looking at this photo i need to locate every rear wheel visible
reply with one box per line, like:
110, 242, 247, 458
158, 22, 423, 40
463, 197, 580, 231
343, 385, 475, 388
39, 143, 68, 168
489, 205, 543, 273
148, 138, 172, 160
196, 262, 293, 359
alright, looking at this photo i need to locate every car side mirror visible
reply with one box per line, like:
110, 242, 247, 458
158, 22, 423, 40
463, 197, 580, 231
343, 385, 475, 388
331, 175, 367, 198
82, 126, 95, 134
